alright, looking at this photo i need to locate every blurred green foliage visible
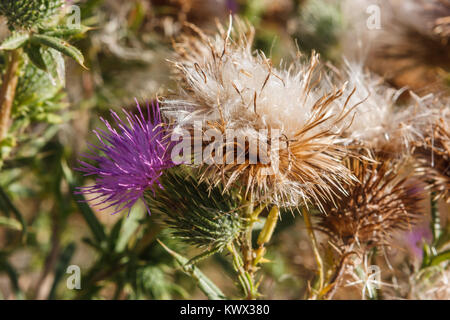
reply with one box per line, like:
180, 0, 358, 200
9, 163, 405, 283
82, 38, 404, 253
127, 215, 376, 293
0, 0, 447, 301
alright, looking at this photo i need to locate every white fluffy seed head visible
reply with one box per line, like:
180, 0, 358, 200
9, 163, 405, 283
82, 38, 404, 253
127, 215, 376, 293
166, 21, 345, 140
164, 18, 358, 209
332, 63, 439, 154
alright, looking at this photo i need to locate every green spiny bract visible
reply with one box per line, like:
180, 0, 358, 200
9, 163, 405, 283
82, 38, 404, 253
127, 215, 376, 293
13, 57, 66, 125
145, 169, 245, 265
0, 0, 64, 30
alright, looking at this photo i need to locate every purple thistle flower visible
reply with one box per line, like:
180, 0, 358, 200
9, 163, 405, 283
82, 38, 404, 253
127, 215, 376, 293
76, 99, 175, 215
405, 225, 432, 260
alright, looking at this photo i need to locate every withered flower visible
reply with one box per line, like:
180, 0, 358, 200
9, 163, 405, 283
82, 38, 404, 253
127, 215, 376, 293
414, 109, 450, 203
317, 157, 424, 249
342, 0, 450, 96
334, 63, 437, 157
165, 18, 358, 209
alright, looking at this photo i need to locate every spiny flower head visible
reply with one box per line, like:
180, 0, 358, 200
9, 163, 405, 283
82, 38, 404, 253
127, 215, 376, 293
317, 156, 424, 250
145, 168, 244, 264
77, 101, 175, 215
165, 18, 358, 210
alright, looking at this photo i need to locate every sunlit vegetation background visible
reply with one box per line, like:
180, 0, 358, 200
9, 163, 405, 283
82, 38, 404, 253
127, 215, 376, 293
0, 0, 448, 300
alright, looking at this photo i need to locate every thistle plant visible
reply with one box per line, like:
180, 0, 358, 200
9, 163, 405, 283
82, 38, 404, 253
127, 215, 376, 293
77, 17, 352, 299
72, 13, 450, 300
0, 0, 423, 302
0, 0, 87, 161
0, 0, 447, 302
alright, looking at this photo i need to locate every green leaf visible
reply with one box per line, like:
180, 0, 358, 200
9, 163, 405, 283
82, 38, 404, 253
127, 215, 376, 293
30, 34, 86, 68
421, 243, 432, 268
0, 32, 29, 50
25, 44, 48, 71
430, 249, 450, 267
62, 160, 106, 244
0, 257, 22, 298
135, 265, 189, 299
0, 216, 22, 230
42, 25, 93, 38
82, 237, 103, 252
0, 186, 27, 238
48, 48, 66, 86
108, 218, 123, 252
116, 204, 145, 252
157, 240, 227, 300
48, 243, 76, 299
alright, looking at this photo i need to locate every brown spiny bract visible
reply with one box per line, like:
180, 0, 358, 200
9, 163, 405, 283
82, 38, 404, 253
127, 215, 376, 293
317, 157, 424, 249
414, 110, 450, 203
164, 18, 358, 209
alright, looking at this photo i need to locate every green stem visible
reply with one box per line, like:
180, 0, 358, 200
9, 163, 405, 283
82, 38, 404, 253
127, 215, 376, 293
302, 207, 324, 299
430, 193, 441, 244
227, 243, 251, 298
0, 49, 21, 142
236, 196, 274, 299
240, 193, 257, 299
236, 193, 280, 299
242, 194, 254, 272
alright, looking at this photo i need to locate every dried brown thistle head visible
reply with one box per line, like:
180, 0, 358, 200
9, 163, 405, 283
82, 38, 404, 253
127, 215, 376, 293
317, 156, 424, 250
164, 18, 359, 209
365, 0, 450, 96
414, 110, 450, 203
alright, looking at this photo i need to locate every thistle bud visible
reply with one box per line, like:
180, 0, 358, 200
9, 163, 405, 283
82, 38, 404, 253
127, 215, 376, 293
0, 0, 64, 29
